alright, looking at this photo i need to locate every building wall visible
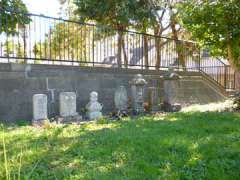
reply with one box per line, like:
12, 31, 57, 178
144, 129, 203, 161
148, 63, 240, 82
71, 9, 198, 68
0, 63, 225, 123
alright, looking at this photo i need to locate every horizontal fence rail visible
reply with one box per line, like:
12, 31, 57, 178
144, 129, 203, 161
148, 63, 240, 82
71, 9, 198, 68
0, 9, 236, 90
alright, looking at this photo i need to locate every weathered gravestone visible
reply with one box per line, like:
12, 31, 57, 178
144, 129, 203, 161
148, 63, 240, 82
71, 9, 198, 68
59, 92, 78, 117
86, 91, 103, 120
130, 74, 147, 113
147, 87, 160, 112
160, 68, 182, 112
32, 94, 48, 125
114, 86, 128, 112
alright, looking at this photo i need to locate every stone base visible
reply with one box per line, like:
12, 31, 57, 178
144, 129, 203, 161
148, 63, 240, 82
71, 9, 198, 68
88, 112, 102, 120
56, 115, 83, 124
161, 102, 181, 112
32, 119, 50, 126
151, 105, 160, 112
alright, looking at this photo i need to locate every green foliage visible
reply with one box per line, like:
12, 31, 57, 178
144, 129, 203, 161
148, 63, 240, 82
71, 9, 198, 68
32, 22, 90, 63
3, 40, 24, 57
179, 0, 240, 68
74, 0, 134, 28
16, 120, 30, 127
0, 0, 31, 35
74, 0, 159, 31
1, 112, 240, 179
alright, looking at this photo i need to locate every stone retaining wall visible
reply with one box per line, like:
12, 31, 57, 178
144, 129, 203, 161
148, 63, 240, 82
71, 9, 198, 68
0, 63, 225, 123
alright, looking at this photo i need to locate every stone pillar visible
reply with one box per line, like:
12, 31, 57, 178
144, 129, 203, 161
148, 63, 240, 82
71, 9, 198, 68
147, 87, 160, 112
59, 92, 78, 117
160, 68, 182, 112
130, 74, 147, 113
32, 94, 48, 124
114, 85, 128, 112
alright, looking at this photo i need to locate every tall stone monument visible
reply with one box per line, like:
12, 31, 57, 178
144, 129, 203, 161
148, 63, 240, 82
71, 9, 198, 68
86, 91, 103, 120
147, 86, 160, 112
114, 86, 128, 112
59, 92, 78, 117
160, 67, 182, 112
130, 74, 147, 113
32, 94, 48, 125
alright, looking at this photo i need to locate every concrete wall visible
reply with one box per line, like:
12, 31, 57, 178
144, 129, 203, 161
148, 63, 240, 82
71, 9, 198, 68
0, 63, 225, 123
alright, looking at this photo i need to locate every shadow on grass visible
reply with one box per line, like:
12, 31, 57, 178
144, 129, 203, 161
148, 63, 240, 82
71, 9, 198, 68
1, 112, 240, 179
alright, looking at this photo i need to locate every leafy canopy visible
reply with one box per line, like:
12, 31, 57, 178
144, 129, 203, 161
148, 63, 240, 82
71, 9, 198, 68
179, 0, 240, 68
0, 0, 30, 34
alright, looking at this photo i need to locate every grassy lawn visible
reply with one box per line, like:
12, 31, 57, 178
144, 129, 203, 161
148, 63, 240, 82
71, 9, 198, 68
1, 112, 240, 179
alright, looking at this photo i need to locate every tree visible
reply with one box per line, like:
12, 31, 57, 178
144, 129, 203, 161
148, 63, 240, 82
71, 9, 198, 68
147, 0, 189, 70
74, 0, 135, 67
0, 0, 30, 35
131, 0, 156, 69
179, 0, 240, 71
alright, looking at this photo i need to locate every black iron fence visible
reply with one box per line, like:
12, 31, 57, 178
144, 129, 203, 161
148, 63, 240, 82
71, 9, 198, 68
200, 56, 236, 90
0, 9, 236, 90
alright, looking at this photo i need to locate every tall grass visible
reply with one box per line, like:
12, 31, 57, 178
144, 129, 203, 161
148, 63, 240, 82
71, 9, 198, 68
2, 126, 23, 180
2, 128, 10, 180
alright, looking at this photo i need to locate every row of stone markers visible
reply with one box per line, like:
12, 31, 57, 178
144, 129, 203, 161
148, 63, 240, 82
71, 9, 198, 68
32, 71, 182, 125
32, 91, 104, 125
32, 74, 148, 125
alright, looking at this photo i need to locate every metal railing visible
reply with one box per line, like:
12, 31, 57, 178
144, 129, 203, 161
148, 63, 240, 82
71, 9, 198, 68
0, 9, 236, 90
200, 55, 236, 90
0, 9, 200, 70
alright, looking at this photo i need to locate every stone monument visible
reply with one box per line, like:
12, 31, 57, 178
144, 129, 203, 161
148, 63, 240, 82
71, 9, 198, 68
114, 86, 128, 112
129, 74, 147, 113
160, 67, 182, 112
57, 92, 82, 124
59, 92, 78, 117
147, 87, 160, 112
32, 94, 48, 125
86, 91, 103, 120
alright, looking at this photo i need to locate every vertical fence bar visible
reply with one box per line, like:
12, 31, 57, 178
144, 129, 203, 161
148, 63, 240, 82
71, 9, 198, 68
224, 66, 227, 89
92, 25, 95, 67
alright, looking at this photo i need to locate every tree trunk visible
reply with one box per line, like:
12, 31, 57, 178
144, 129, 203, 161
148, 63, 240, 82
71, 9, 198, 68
23, 27, 27, 64
117, 30, 122, 68
227, 42, 240, 90
154, 27, 162, 70
121, 36, 128, 68
143, 34, 149, 69
170, 20, 186, 71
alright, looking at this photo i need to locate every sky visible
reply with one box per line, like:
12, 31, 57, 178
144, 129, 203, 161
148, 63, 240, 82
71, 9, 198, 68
22, 0, 61, 17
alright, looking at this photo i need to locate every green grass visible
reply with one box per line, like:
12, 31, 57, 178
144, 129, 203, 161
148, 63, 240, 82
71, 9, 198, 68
1, 112, 240, 179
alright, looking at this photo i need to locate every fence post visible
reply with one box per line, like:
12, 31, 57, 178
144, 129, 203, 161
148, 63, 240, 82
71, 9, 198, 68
92, 26, 95, 67
234, 70, 236, 90
198, 47, 201, 72
224, 66, 227, 89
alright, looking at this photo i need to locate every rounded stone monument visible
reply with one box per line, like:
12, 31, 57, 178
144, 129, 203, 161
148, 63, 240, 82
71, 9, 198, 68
86, 91, 103, 120
114, 85, 128, 112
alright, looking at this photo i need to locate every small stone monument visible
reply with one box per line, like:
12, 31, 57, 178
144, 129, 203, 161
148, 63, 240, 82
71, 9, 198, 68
32, 94, 48, 125
114, 86, 128, 112
59, 92, 78, 117
86, 91, 103, 120
160, 67, 182, 112
130, 74, 147, 113
57, 92, 82, 124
